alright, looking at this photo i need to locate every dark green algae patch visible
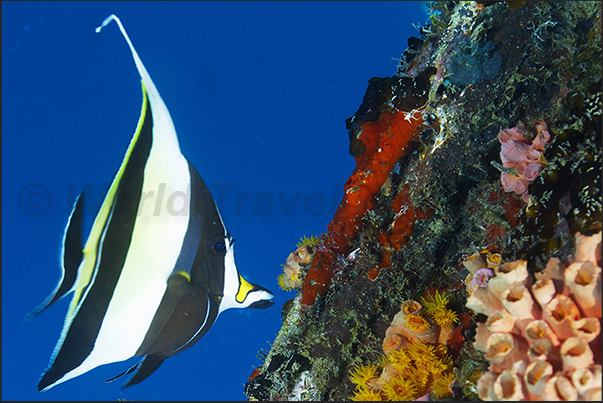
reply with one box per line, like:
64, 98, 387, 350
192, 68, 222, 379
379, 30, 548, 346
245, 2, 601, 400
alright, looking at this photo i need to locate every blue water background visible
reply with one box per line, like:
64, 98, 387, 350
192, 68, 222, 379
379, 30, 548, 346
2, 1, 428, 400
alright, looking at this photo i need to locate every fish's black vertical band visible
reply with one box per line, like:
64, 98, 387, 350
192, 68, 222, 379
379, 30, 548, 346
187, 161, 228, 298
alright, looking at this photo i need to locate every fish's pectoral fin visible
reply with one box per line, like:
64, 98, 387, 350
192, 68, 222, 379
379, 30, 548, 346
135, 272, 218, 359
24, 192, 85, 323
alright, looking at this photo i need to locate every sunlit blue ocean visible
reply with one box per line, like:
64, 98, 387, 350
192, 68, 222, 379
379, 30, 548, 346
2, 1, 428, 400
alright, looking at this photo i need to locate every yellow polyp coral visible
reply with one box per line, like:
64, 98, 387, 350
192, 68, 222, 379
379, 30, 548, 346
422, 290, 459, 327
408, 342, 451, 375
422, 289, 450, 314
378, 353, 391, 368
277, 236, 317, 291
431, 309, 460, 328
431, 372, 456, 398
406, 341, 435, 362
465, 231, 602, 401
349, 363, 379, 388
382, 376, 418, 400
296, 234, 320, 248
352, 337, 455, 400
277, 271, 299, 291
350, 385, 383, 401
387, 348, 412, 373
350, 295, 458, 400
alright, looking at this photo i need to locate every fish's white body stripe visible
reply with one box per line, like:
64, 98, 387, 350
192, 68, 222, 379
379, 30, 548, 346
217, 239, 240, 314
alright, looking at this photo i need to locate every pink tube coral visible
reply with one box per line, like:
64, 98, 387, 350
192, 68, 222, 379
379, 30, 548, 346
498, 121, 551, 202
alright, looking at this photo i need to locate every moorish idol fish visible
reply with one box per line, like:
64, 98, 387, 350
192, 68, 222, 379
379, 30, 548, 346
29, 14, 274, 391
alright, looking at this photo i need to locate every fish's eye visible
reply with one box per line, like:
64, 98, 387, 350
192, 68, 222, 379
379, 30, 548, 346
208, 237, 226, 255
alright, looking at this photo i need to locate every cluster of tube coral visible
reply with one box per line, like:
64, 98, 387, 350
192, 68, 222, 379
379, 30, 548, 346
463, 231, 602, 400
499, 121, 551, 203
349, 291, 458, 400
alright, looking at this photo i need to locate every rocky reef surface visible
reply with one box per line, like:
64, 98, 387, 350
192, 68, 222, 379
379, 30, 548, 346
245, 2, 601, 400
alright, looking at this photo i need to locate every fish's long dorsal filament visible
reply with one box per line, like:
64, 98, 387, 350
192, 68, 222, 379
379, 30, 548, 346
95, 13, 181, 157
95, 15, 158, 99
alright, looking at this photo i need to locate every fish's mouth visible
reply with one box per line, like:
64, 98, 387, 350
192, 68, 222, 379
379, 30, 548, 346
248, 299, 275, 310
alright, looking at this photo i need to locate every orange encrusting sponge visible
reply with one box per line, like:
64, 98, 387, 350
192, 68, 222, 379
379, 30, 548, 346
301, 110, 425, 306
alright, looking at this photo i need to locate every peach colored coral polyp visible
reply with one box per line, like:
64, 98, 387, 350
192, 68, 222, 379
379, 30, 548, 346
281, 245, 312, 290
382, 300, 437, 354
469, 231, 602, 401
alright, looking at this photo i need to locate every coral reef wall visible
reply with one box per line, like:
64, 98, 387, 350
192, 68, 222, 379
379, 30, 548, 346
245, 2, 601, 400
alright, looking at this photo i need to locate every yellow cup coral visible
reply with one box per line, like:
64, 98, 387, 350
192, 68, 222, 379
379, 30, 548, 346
350, 293, 459, 400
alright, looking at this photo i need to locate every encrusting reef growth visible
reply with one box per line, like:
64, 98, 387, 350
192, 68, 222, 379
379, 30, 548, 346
246, 2, 601, 400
